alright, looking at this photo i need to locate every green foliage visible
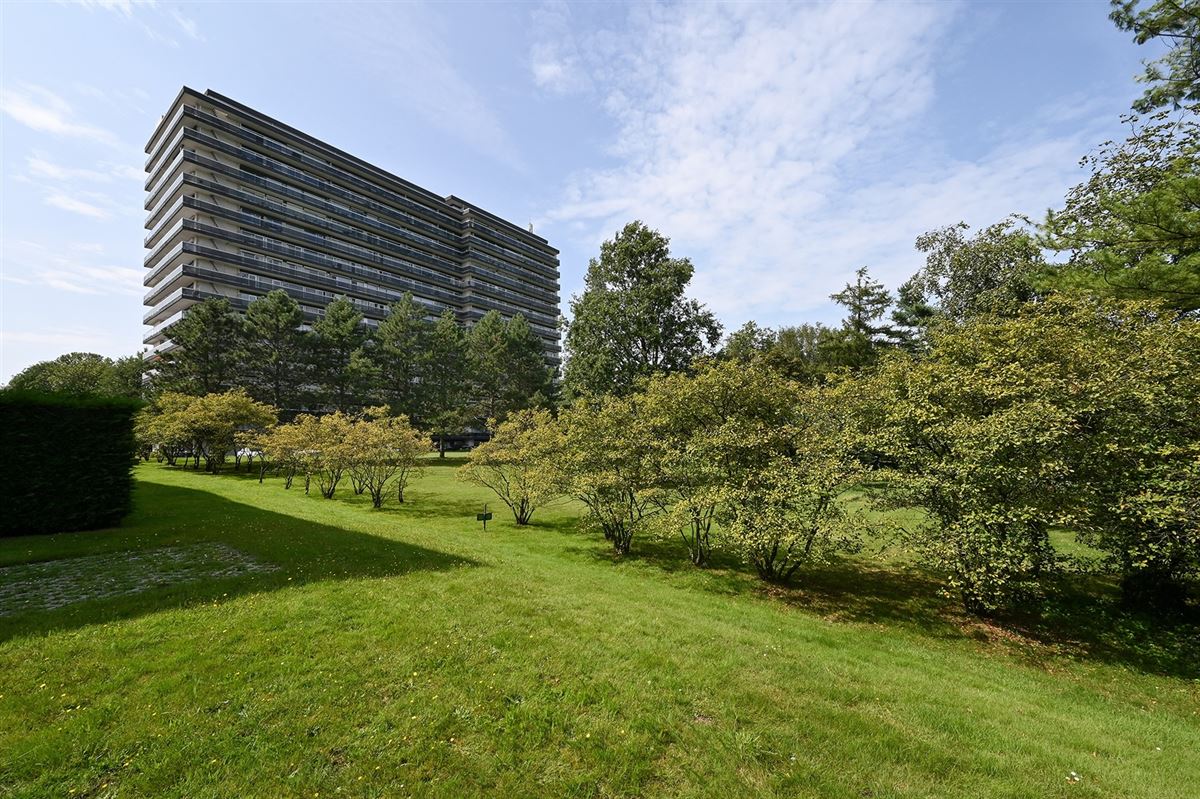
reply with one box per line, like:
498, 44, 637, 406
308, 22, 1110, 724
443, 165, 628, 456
347, 409, 430, 507
422, 310, 471, 455
1040, 111, 1200, 311
156, 298, 245, 395
502, 314, 556, 412
0, 390, 141, 536
458, 408, 563, 524
887, 278, 938, 352
260, 409, 429, 504
467, 310, 512, 423
8, 351, 144, 399
311, 297, 372, 412
467, 311, 556, 425
138, 391, 277, 474
1110, 0, 1200, 111
1061, 305, 1200, 604
717, 381, 867, 583
563, 221, 721, 398
864, 296, 1200, 614
373, 293, 431, 419
720, 322, 846, 384
907, 218, 1045, 323
242, 289, 308, 410
556, 395, 659, 554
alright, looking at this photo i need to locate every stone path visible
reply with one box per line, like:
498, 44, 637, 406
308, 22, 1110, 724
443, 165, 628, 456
0, 543, 279, 617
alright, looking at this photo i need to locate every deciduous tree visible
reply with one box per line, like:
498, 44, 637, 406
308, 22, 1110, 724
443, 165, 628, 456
563, 221, 721, 398
458, 408, 563, 525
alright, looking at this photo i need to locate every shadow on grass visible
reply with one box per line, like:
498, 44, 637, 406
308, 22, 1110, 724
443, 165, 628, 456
0, 479, 473, 643
566, 526, 1200, 679
1000, 578, 1200, 679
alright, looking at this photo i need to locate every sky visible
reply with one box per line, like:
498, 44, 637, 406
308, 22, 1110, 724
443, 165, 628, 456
0, 0, 1161, 382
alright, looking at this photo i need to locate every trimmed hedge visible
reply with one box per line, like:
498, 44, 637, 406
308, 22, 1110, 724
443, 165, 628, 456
0, 390, 142, 537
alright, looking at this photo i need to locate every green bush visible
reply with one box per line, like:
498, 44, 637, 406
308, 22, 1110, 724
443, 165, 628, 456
0, 390, 141, 536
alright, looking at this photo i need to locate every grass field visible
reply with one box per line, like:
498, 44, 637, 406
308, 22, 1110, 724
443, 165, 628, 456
1, 458, 1197, 798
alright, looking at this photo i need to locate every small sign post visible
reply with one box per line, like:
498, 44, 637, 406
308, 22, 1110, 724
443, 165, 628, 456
476, 503, 493, 531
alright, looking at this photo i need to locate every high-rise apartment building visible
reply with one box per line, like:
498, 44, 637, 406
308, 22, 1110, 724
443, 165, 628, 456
142, 87, 561, 364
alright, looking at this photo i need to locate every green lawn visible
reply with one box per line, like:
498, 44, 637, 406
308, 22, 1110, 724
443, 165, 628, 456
1, 458, 1196, 798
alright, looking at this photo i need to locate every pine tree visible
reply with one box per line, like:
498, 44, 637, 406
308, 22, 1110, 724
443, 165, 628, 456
311, 296, 370, 412
422, 310, 470, 456
374, 293, 430, 418
503, 314, 555, 412
243, 289, 308, 410
156, 298, 245, 394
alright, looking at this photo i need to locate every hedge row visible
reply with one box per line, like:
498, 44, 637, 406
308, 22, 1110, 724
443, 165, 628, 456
0, 391, 141, 537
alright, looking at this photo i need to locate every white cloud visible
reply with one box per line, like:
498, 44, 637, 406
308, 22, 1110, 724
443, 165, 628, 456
169, 8, 203, 41
70, 0, 147, 16
331, 4, 525, 171
67, 0, 202, 47
542, 2, 1120, 327
529, 1, 589, 94
0, 85, 119, 146
45, 193, 113, 219
26, 152, 143, 182
28, 153, 111, 182
1, 240, 143, 295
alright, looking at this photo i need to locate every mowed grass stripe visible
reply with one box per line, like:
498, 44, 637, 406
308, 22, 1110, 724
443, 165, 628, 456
0, 459, 1196, 798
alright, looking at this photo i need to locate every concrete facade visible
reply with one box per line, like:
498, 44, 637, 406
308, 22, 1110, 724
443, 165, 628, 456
143, 87, 560, 363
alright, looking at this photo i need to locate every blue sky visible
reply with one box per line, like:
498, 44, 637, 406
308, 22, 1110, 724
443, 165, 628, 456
0, 0, 1158, 381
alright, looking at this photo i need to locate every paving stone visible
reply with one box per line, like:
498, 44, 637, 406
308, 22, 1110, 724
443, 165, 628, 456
0, 543, 279, 617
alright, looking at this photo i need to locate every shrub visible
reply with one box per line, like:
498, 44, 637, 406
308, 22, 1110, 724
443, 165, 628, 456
458, 409, 563, 525
0, 390, 141, 536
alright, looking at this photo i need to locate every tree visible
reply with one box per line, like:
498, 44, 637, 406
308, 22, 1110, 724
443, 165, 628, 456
258, 418, 312, 489
242, 290, 308, 410
1110, 0, 1200, 111
636, 361, 865, 577
373, 293, 430, 418
186, 390, 277, 473
156, 298, 245, 395
347, 409, 429, 508
907, 219, 1044, 323
822, 267, 896, 371
831, 267, 893, 341
421, 310, 470, 456
637, 361, 801, 567
563, 221, 721, 398
311, 297, 371, 412
1040, 112, 1200, 311
502, 314, 555, 412
458, 409, 563, 524
862, 295, 1200, 614
1060, 302, 1200, 606
466, 310, 510, 424
721, 321, 776, 364
8, 352, 143, 398
135, 392, 195, 467
289, 411, 355, 498
137, 390, 276, 473
555, 395, 659, 555
887, 278, 938, 352
720, 322, 845, 384
112, 355, 147, 400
